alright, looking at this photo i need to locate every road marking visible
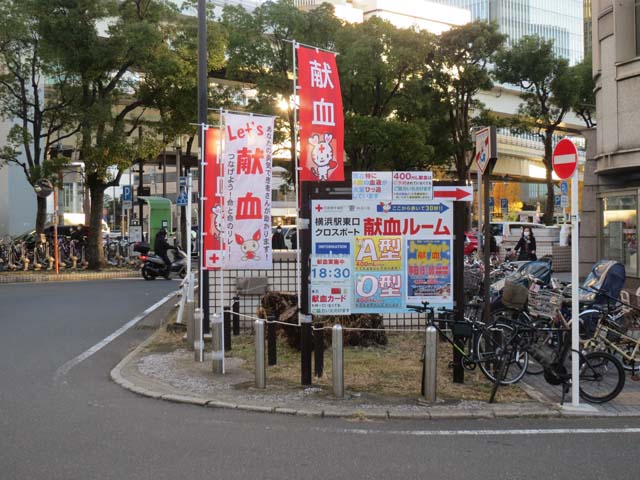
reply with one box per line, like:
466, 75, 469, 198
54, 290, 177, 383
318, 427, 640, 437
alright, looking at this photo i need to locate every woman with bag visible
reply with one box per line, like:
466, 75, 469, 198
514, 227, 537, 261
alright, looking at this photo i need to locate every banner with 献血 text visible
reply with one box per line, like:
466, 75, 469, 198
223, 113, 274, 270
297, 44, 344, 182
202, 127, 223, 270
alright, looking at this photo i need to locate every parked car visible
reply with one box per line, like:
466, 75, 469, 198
490, 221, 545, 246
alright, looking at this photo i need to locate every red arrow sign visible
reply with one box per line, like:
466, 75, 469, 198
433, 187, 473, 201
552, 138, 578, 179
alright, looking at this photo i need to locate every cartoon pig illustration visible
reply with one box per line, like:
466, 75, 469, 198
309, 133, 338, 181
210, 205, 223, 240
235, 230, 261, 261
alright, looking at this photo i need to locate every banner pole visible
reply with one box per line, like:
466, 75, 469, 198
571, 169, 580, 406
219, 109, 225, 374
199, 122, 205, 320
293, 40, 302, 323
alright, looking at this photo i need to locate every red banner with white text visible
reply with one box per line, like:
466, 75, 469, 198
297, 45, 344, 182
202, 127, 223, 270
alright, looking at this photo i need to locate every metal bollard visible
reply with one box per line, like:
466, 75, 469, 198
255, 319, 266, 389
194, 308, 204, 362
185, 300, 195, 350
423, 325, 438, 402
211, 313, 224, 373
332, 324, 344, 398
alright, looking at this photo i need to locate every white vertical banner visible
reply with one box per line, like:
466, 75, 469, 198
223, 113, 275, 269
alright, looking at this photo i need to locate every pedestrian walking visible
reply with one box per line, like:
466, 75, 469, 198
272, 225, 286, 250
514, 227, 537, 261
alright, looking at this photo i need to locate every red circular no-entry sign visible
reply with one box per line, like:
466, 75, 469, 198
552, 139, 578, 179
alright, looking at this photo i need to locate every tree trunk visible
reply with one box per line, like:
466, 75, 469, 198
35, 196, 47, 235
542, 132, 555, 225
86, 180, 106, 270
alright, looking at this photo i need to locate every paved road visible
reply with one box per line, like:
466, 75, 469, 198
1, 279, 639, 480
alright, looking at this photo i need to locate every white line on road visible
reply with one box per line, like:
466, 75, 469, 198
54, 290, 177, 383
320, 427, 640, 437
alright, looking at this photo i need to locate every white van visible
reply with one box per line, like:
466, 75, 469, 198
490, 222, 545, 246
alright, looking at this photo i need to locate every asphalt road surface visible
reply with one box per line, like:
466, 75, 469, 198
1, 278, 639, 480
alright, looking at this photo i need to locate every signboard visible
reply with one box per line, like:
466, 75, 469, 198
562, 195, 569, 209
310, 255, 352, 315
310, 285, 351, 315
129, 225, 142, 243
501, 198, 508, 214
552, 138, 578, 179
311, 200, 452, 256
474, 127, 496, 175
202, 127, 223, 270
489, 196, 494, 209
223, 113, 275, 270
406, 238, 452, 307
297, 45, 344, 182
122, 185, 133, 210
554, 195, 562, 209
352, 172, 392, 201
176, 176, 188, 206
433, 186, 473, 202
310, 200, 454, 314
560, 180, 569, 195
392, 171, 433, 201
353, 236, 404, 312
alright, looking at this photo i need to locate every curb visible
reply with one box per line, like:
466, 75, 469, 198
0, 269, 140, 284
110, 329, 571, 420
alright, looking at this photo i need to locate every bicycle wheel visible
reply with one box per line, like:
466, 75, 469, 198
609, 344, 640, 372
476, 322, 528, 385
579, 351, 625, 403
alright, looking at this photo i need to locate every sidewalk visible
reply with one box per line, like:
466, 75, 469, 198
111, 323, 640, 420
0, 269, 139, 284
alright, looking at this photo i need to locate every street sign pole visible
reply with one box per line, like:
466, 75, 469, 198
552, 138, 580, 407
571, 169, 580, 406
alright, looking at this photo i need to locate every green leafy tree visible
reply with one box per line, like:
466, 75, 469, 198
336, 17, 438, 171
36, 0, 189, 268
223, 0, 341, 171
571, 52, 596, 128
0, 0, 77, 234
494, 35, 579, 224
404, 21, 505, 182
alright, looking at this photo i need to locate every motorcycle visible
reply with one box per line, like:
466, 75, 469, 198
134, 242, 187, 280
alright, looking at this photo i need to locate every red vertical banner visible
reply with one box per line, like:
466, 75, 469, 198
202, 127, 223, 270
297, 45, 344, 182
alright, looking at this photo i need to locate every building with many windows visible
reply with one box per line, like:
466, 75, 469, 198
430, 0, 584, 64
581, 0, 640, 283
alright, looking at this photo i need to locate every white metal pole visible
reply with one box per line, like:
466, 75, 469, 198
198, 123, 205, 359
293, 40, 302, 324
571, 169, 580, 406
477, 169, 483, 249
218, 110, 225, 374
187, 171, 193, 300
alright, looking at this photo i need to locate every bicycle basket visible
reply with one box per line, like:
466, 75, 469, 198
528, 289, 563, 319
502, 279, 529, 310
464, 269, 483, 292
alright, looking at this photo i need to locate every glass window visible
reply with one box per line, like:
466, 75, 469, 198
601, 194, 638, 276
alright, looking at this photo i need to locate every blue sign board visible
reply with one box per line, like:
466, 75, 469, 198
560, 180, 568, 196
501, 198, 508, 211
122, 185, 132, 202
489, 196, 494, 209
176, 177, 188, 207
554, 195, 561, 207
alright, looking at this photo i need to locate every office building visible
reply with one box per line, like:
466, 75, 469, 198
581, 0, 640, 284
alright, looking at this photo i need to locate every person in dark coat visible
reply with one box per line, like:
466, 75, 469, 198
272, 225, 286, 250
154, 228, 174, 272
514, 227, 537, 261
289, 229, 297, 250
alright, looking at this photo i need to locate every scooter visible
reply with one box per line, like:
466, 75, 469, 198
135, 242, 187, 280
